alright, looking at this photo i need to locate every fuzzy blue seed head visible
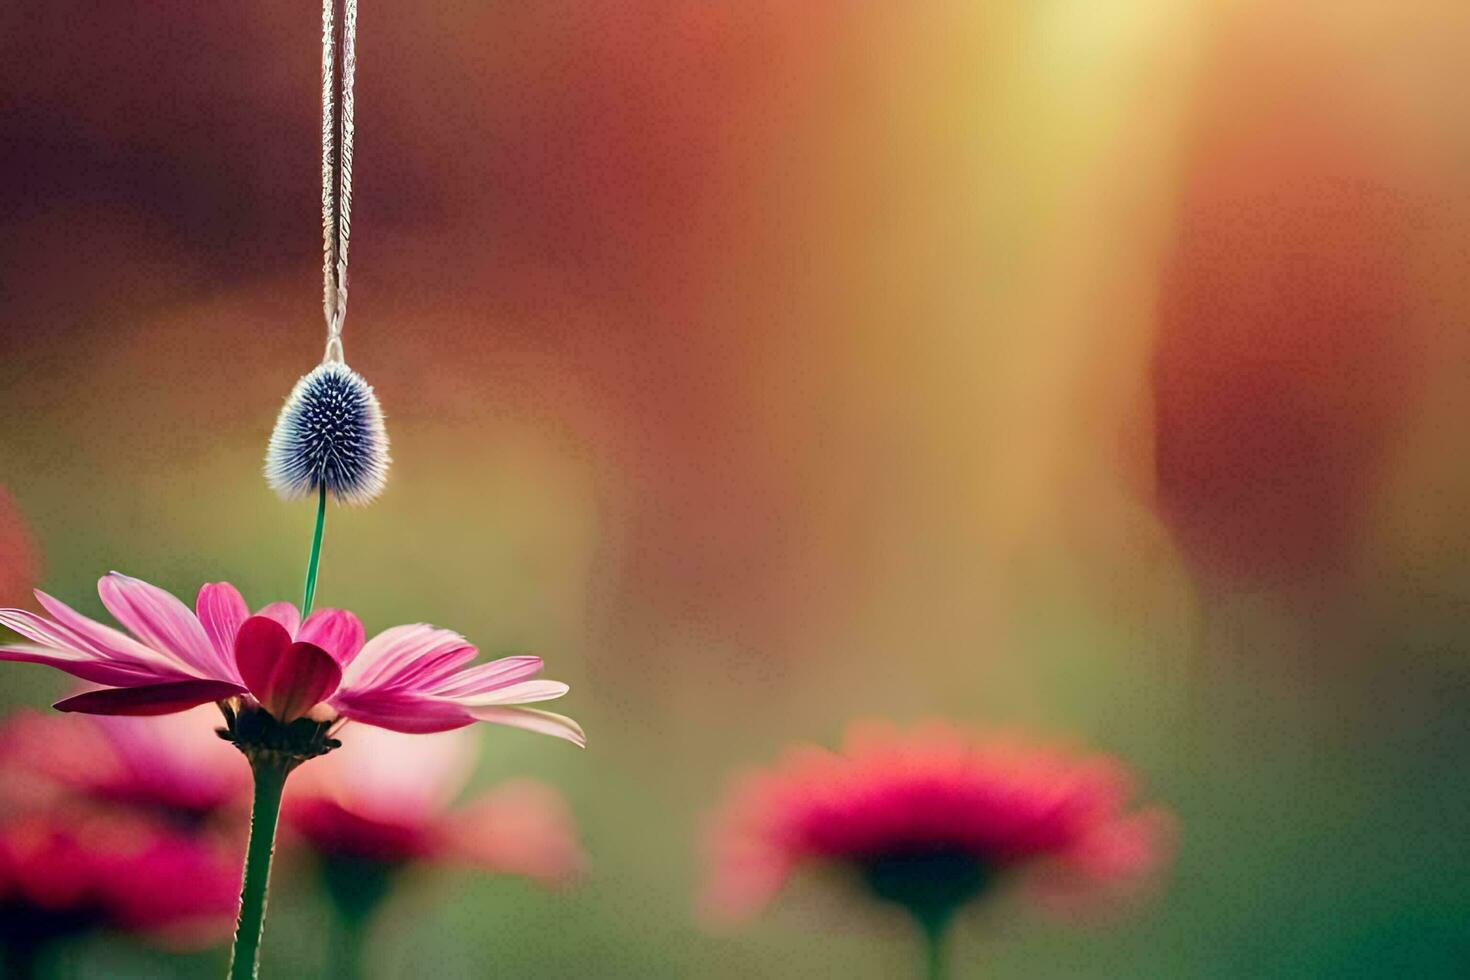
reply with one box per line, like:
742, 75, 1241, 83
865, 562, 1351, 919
265, 362, 390, 505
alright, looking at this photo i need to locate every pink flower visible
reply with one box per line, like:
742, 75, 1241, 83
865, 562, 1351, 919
0, 706, 247, 822
0, 709, 247, 950
701, 721, 1174, 928
0, 810, 243, 948
285, 725, 583, 885
0, 573, 583, 745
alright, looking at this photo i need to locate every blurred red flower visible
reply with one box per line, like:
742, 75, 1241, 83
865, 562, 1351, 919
285, 724, 583, 885
0, 708, 247, 959
1151, 17, 1435, 590
701, 721, 1173, 932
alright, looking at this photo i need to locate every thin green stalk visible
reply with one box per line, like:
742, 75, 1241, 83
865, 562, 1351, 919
301, 483, 328, 616
229, 760, 291, 980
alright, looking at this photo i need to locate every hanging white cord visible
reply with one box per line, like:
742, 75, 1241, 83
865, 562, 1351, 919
321, 0, 358, 364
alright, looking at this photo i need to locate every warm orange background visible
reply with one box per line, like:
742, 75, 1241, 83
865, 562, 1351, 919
3, 2, 1468, 975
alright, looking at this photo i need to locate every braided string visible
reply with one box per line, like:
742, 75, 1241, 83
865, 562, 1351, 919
321, 0, 358, 364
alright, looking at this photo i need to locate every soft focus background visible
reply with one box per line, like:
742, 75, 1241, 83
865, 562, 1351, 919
2, 1, 1468, 976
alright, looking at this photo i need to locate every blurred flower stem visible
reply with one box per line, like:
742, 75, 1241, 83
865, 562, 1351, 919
920, 915, 952, 980
301, 484, 327, 616
1, 936, 47, 980
322, 855, 397, 979
229, 758, 291, 979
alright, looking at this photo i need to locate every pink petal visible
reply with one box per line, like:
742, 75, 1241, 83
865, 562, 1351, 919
443, 781, 585, 885
331, 692, 475, 734
375, 645, 480, 692
0, 606, 90, 654
83, 707, 250, 812
339, 624, 473, 691
1066, 808, 1175, 882
287, 726, 476, 824
266, 643, 341, 722
1, 598, 191, 683
297, 609, 366, 666
234, 616, 341, 722
54, 680, 246, 716
1025, 808, 1178, 918
328, 626, 580, 745
33, 591, 194, 677
97, 573, 218, 676
195, 583, 248, 678
254, 601, 301, 639
233, 616, 290, 687
466, 706, 586, 747
0, 642, 174, 687
424, 655, 544, 698
449, 679, 570, 707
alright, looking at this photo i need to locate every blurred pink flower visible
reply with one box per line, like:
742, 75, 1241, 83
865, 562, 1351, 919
701, 721, 1174, 929
0, 707, 247, 820
0, 809, 241, 948
0, 708, 247, 955
0, 574, 583, 745
285, 725, 583, 886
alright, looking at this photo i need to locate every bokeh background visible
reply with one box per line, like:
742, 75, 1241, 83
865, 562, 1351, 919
3, 1, 1469, 976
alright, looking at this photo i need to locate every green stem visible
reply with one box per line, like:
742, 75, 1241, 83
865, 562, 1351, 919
229, 760, 291, 980
301, 483, 328, 616
321, 855, 396, 980
328, 909, 369, 980
921, 916, 952, 980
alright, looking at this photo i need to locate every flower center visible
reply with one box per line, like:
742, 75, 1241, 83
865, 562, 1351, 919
858, 848, 993, 930
217, 701, 340, 769
0, 898, 107, 958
